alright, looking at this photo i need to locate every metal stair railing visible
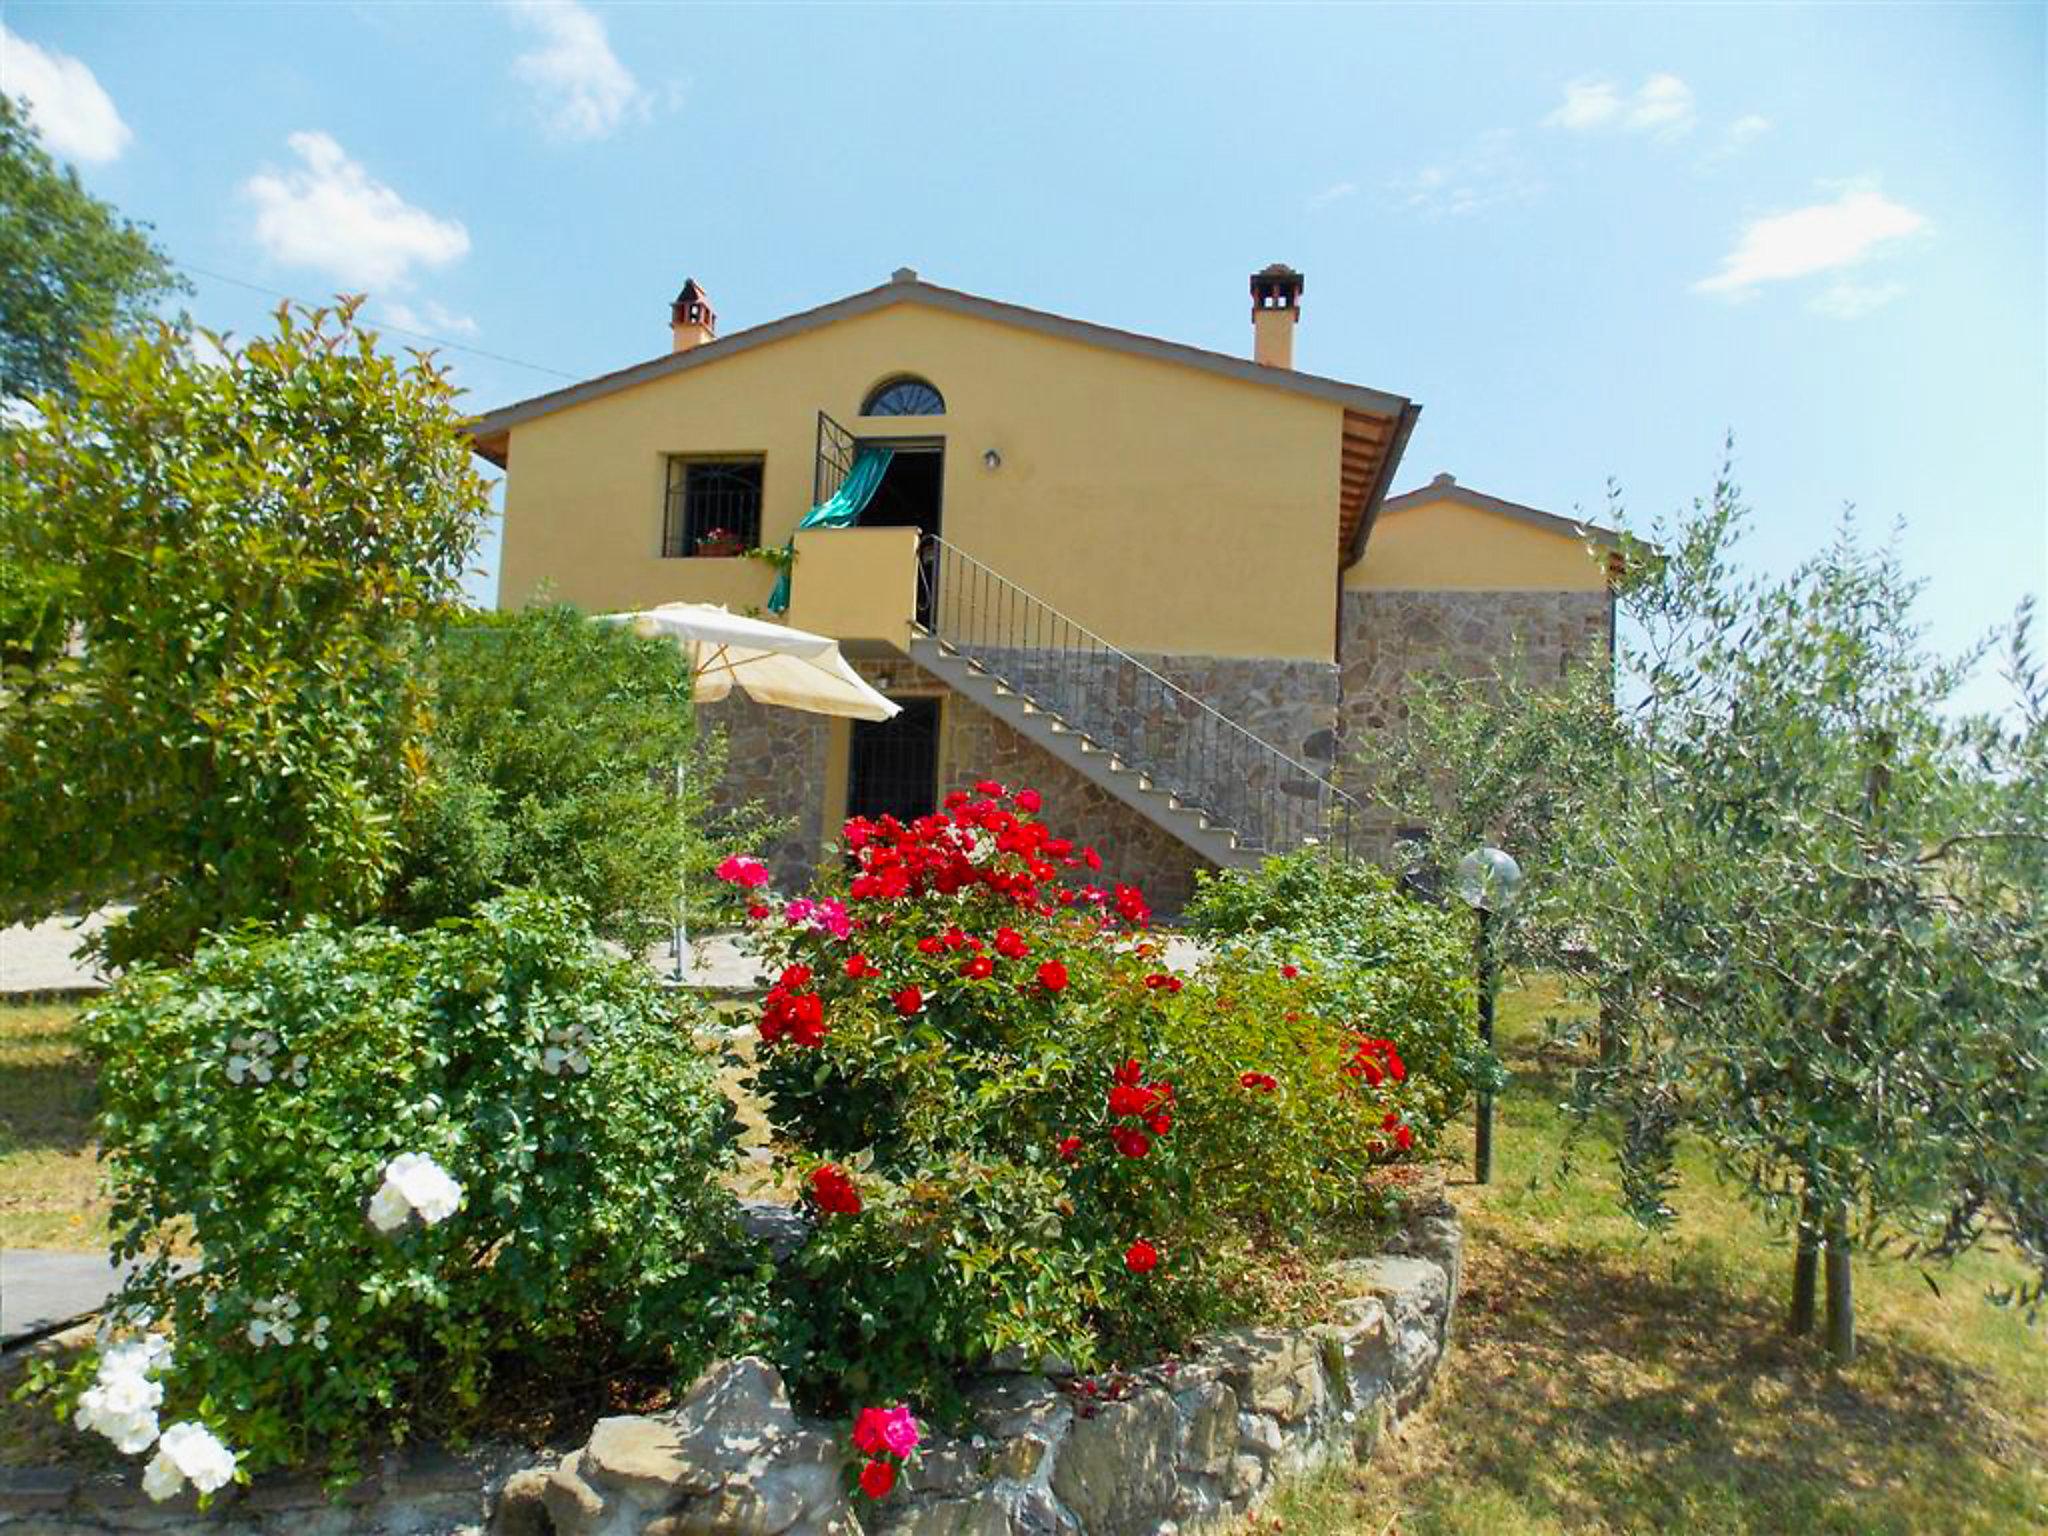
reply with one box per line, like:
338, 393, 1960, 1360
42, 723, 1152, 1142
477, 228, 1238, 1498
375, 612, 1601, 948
915, 533, 1364, 859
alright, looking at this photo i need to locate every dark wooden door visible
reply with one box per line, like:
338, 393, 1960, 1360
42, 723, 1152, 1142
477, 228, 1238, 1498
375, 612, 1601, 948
847, 698, 939, 825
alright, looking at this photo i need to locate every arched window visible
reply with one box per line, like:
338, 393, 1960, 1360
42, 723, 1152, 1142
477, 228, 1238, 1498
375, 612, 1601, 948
861, 376, 945, 417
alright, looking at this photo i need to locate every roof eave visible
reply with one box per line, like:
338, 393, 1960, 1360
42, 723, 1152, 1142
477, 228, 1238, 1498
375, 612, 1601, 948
466, 277, 1412, 448
1344, 401, 1423, 568
1375, 479, 1624, 546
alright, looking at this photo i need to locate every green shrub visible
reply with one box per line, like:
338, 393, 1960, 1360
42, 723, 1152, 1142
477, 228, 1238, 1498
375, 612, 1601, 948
387, 603, 780, 952
0, 300, 490, 968
1186, 850, 1493, 1124
732, 788, 1435, 1413
48, 893, 746, 1482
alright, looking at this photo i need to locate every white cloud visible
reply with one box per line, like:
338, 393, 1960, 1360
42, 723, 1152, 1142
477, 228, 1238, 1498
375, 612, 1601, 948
505, 0, 651, 141
1307, 180, 1358, 211
1391, 130, 1543, 219
1698, 113, 1772, 169
381, 299, 479, 338
1694, 185, 1928, 298
1547, 73, 1696, 140
1808, 279, 1907, 320
244, 133, 470, 289
1, 25, 131, 163
1724, 113, 1771, 150
1547, 79, 1621, 131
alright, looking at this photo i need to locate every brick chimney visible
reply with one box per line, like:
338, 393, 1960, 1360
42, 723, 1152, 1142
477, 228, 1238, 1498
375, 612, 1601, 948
1250, 263, 1304, 369
670, 278, 716, 353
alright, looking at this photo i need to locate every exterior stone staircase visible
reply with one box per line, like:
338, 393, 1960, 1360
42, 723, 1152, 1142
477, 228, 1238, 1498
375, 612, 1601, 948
913, 535, 1363, 869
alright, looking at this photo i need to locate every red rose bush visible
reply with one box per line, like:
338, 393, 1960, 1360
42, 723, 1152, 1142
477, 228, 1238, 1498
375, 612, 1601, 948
722, 783, 1448, 1426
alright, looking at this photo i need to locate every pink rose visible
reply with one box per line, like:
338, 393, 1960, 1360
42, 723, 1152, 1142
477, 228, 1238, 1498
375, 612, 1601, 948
880, 1405, 920, 1457
716, 855, 770, 889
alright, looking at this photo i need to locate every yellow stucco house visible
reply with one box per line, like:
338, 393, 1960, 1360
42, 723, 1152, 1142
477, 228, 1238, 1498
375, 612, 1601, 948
473, 265, 1615, 909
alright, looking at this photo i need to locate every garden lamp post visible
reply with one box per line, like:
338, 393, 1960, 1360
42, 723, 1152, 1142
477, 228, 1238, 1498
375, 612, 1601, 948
1455, 846, 1523, 1185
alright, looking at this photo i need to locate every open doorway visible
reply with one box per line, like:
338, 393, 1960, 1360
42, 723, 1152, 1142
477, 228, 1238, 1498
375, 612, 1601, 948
846, 697, 940, 825
860, 445, 943, 626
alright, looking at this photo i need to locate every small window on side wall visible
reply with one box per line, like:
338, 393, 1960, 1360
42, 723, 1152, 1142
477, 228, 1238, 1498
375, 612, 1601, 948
663, 457, 763, 557
861, 376, 945, 417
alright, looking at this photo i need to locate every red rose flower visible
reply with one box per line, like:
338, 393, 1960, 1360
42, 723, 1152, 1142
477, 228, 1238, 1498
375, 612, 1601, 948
1056, 1135, 1083, 1163
859, 1458, 897, 1498
844, 953, 878, 978
808, 1164, 862, 1216
994, 927, 1030, 959
960, 954, 994, 980
1014, 788, 1042, 813
1107, 1082, 1152, 1117
974, 779, 1005, 796
893, 985, 924, 1017
747, 903, 771, 921
1124, 1239, 1160, 1275
1037, 960, 1069, 992
1280, 964, 1300, 980
851, 1406, 888, 1455
1110, 1126, 1152, 1159
917, 936, 946, 955
1143, 972, 1182, 993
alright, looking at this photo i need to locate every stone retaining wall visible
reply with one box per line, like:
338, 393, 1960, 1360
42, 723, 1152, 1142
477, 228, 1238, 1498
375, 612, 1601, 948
0, 1203, 1460, 1536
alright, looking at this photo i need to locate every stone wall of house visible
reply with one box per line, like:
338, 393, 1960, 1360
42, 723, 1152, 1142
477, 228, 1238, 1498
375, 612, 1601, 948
1336, 588, 1613, 853
922, 648, 1337, 914
698, 693, 831, 891
699, 586, 1609, 902
0, 1202, 1460, 1536
942, 689, 1212, 916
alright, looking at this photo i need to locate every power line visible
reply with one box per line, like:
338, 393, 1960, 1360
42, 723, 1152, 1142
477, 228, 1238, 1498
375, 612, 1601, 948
178, 262, 581, 382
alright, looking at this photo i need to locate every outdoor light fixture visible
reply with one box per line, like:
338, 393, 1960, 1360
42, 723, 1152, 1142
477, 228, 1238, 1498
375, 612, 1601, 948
1456, 845, 1523, 1185
982, 448, 1002, 470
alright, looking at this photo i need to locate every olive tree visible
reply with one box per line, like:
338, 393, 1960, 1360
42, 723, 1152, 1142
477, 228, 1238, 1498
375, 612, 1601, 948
1567, 473, 2046, 1361
0, 301, 491, 965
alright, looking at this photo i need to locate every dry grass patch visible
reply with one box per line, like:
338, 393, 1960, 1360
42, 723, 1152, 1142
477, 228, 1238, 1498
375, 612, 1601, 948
0, 1000, 106, 1250
1260, 975, 2048, 1536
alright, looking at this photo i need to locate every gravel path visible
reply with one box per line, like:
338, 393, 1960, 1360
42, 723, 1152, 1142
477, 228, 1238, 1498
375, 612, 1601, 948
0, 915, 114, 996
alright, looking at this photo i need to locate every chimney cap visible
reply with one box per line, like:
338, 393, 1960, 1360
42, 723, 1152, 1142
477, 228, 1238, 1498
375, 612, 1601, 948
1250, 264, 1305, 312
891, 266, 919, 284
673, 277, 708, 306
1431, 472, 1456, 487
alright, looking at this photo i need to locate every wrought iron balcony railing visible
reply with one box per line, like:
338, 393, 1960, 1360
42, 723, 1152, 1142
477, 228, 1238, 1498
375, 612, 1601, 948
915, 533, 1364, 860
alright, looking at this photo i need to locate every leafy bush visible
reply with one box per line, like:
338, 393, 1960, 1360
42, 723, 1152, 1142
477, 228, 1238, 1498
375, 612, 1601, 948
733, 787, 1437, 1413
1185, 849, 1491, 1124
0, 300, 490, 967
387, 603, 779, 951
43, 893, 746, 1482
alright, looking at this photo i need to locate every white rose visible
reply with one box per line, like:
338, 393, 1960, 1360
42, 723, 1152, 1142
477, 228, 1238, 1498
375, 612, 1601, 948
366, 1181, 413, 1233
387, 1153, 462, 1226
141, 1449, 186, 1502
156, 1421, 237, 1494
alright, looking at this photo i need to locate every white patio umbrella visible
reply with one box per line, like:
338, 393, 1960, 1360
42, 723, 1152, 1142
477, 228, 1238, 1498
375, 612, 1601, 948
600, 602, 899, 980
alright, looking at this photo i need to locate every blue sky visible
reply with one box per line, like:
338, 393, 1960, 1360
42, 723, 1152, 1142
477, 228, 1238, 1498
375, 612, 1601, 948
5, 2, 2043, 711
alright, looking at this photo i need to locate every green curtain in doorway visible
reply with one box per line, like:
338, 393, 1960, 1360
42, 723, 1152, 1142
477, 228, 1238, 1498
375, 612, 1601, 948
767, 444, 896, 614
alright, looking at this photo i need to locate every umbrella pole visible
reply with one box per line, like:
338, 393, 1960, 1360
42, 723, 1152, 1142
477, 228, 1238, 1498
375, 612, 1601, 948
672, 756, 688, 985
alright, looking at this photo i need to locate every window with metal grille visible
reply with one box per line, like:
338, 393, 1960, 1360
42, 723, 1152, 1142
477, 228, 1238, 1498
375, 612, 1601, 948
662, 458, 763, 557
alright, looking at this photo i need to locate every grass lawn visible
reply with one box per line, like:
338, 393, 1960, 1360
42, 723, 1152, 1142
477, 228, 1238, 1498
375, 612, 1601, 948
0, 999, 106, 1250
1269, 974, 2048, 1536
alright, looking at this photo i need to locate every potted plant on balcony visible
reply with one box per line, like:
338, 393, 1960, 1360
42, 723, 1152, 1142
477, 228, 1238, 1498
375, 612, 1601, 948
695, 527, 747, 558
